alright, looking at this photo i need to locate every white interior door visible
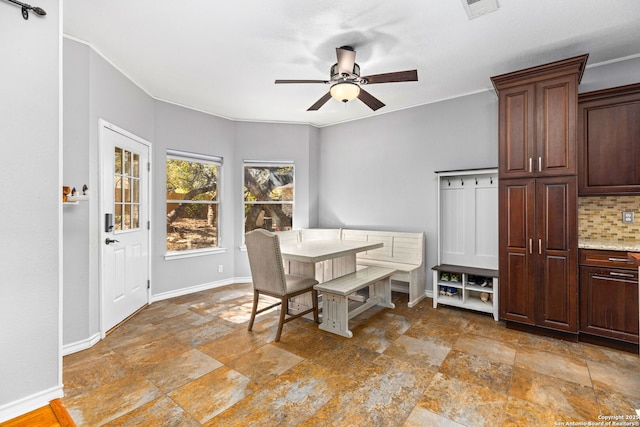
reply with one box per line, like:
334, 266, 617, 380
100, 121, 150, 334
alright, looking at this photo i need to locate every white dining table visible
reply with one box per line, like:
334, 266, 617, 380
279, 239, 383, 315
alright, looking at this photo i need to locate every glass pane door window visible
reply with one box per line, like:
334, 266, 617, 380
114, 147, 140, 231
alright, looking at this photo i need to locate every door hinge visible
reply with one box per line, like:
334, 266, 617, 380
147, 162, 150, 172
147, 220, 150, 230
147, 279, 150, 289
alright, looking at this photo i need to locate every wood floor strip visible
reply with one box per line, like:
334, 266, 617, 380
0, 399, 76, 427
50, 399, 76, 427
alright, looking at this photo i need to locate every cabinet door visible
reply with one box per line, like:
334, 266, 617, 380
580, 266, 639, 343
578, 85, 640, 195
536, 75, 578, 177
535, 176, 578, 332
499, 179, 535, 324
498, 84, 536, 179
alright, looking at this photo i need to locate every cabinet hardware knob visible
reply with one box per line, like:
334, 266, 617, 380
538, 156, 542, 172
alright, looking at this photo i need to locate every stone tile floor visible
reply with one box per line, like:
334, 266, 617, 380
63, 283, 640, 426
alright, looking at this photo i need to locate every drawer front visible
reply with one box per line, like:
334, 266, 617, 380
580, 266, 639, 343
579, 249, 636, 269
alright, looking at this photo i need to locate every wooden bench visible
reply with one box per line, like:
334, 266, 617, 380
313, 266, 396, 338
341, 229, 425, 307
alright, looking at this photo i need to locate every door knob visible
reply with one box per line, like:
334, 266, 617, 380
105, 238, 120, 245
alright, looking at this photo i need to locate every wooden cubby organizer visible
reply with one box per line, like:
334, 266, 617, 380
432, 168, 499, 320
432, 264, 498, 320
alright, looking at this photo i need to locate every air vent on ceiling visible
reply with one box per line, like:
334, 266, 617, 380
461, 0, 498, 19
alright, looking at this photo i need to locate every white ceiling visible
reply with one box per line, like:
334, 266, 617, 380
63, 0, 640, 127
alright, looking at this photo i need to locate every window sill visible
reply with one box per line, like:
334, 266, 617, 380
164, 247, 227, 261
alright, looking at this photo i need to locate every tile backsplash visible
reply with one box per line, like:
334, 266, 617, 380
578, 195, 640, 242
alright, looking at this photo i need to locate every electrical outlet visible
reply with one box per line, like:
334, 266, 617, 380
622, 211, 634, 224
218, 265, 223, 273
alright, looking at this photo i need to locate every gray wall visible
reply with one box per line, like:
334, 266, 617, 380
0, 1, 62, 418
62, 38, 154, 346
317, 91, 499, 293
580, 56, 640, 93
63, 39, 91, 345
152, 101, 236, 295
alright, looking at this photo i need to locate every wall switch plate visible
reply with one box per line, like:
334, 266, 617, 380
218, 265, 223, 273
622, 211, 634, 224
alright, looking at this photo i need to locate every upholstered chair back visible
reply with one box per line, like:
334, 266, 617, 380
245, 229, 287, 296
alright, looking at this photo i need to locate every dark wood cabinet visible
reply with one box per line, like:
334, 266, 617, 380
493, 56, 586, 336
499, 177, 578, 332
578, 83, 640, 195
492, 55, 587, 179
579, 249, 639, 344
496, 84, 536, 178
498, 179, 535, 324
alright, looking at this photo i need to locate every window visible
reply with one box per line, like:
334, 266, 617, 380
244, 161, 294, 233
166, 150, 221, 253
114, 147, 141, 231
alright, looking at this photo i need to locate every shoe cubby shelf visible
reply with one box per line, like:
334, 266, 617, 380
432, 264, 499, 321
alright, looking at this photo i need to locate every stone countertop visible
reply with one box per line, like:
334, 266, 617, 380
579, 239, 640, 252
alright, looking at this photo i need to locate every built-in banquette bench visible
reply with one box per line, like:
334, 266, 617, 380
276, 228, 426, 307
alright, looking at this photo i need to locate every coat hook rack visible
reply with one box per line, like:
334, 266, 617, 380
2, 0, 46, 20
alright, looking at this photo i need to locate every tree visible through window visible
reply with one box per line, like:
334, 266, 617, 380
166, 150, 221, 252
244, 163, 294, 233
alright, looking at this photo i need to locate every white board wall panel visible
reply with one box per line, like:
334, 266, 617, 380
438, 170, 498, 270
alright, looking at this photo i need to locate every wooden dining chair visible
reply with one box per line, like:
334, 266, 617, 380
244, 229, 319, 341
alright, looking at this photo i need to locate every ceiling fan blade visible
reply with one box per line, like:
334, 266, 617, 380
275, 79, 328, 84
336, 46, 356, 75
357, 88, 385, 111
307, 92, 332, 111
361, 70, 418, 84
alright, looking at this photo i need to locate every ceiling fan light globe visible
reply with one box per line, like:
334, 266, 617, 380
330, 82, 360, 103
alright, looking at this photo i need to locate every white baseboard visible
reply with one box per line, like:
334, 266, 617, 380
0, 385, 64, 423
151, 276, 252, 303
62, 332, 101, 356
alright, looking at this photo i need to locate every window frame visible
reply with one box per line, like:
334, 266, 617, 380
164, 149, 225, 260
243, 160, 295, 239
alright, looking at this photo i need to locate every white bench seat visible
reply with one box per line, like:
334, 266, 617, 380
314, 266, 396, 338
341, 229, 425, 307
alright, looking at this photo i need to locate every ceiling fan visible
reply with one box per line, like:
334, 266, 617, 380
275, 46, 418, 111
